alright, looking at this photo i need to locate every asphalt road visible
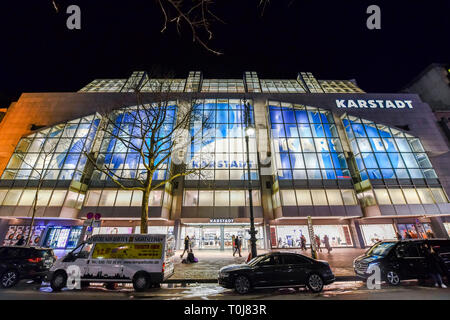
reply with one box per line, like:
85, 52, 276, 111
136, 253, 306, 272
0, 280, 449, 300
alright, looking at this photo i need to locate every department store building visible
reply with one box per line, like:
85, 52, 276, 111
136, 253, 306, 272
0, 71, 449, 251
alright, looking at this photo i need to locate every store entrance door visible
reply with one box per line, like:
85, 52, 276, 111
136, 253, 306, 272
200, 227, 222, 250
181, 224, 263, 251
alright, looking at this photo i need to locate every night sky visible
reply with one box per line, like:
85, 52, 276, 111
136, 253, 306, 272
0, 1, 449, 107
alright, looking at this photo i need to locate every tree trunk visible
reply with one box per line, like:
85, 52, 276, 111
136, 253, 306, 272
26, 182, 42, 246
141, 187, 150, 234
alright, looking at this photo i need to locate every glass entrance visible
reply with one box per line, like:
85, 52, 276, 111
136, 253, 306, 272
201, 227, 222, 249
180, 224, 264, 250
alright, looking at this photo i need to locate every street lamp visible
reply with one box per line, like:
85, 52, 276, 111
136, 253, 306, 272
244, 100, 258, 259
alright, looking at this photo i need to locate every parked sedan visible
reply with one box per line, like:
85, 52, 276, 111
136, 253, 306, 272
0, 246, 56, 288
218, 252, 335, 294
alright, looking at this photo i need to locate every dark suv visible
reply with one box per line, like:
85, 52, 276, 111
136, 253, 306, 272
353, 239, 450, 285
0, 246, 56, 288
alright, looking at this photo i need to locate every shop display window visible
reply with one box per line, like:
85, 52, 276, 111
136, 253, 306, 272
360, 224, 396, 246
444, 223, 450, 237
272, 225, 352, 248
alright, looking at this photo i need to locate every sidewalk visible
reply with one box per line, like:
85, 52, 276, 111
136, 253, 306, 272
172, 248, 366, 280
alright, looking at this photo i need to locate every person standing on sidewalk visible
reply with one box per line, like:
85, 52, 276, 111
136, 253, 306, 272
180, 235, 190, 258
233, 235, 239, 257
323, 234, 332, 254
232, 235, 236, 256
315, 235, 322, 252
300, 234, 307, 251
424, 245, 447, 288
235, 236, 242, 257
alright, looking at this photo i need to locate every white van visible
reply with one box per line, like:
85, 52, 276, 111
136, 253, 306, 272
49, 233, 175, 291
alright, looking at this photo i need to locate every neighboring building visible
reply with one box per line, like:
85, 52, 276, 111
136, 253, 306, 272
0, 71, 449, 252
403, 63, 450, 143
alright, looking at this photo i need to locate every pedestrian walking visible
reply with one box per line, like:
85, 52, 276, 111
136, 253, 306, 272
300, 234, 307, 251
323, 234, 332, 254
180, 235, 190, 258
231, 235, 236, 255
233, 235, 239, 257
404, 231, 412, 239
395, 232, 402, 240
236, 236, 242, 257
424, 245, 447, 288
315, 235, 322, 252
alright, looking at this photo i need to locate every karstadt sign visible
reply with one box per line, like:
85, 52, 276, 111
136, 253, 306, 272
336, 99, 414, 109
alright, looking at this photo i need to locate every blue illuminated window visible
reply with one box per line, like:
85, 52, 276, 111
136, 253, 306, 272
342, 115, 438, 181
269, 102, 351, 180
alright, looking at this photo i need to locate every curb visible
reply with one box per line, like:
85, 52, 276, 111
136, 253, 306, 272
163, 276, 361, 284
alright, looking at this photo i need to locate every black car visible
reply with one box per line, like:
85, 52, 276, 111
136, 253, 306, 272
0, 246, 56, 288
218, 252, 335, 294
353, 239, 450, 286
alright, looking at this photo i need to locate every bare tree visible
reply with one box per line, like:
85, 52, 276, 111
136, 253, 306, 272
49, 0, 273, 55
83, 79, 213, 233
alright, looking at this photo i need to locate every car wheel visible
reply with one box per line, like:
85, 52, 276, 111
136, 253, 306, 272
234, 275, 251, 294
133, 272, 150, 292
306, 273, 324, 293
50, 271, 67, 292
385, 270, 401, 286
0, 270, 19, 288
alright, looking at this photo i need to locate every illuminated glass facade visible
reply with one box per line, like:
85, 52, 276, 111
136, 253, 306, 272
91, 104, 177, 181
1, 71, 450, 250
2, 115, 100, 181
186, 99, 258, 181
342, 115, 438, 181
269, 102, 351, 180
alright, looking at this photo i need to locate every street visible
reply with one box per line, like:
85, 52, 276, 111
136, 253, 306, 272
0, 280, 448, 300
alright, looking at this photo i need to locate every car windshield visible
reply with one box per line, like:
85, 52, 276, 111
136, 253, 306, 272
247, 255, 267, 266
366, 242, 396, 257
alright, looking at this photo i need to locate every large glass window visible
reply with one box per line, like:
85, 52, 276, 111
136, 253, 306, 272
93, 103, 177, 181
272, 224, 352, 248
279, 189, 356, 206
84, 189, 163, 207
360, 224, 396, 247
182, 189, 261, 207
186, 99, 258, 181
1, 116, 100, 181
269, 102, 350, 180
342, 115, 438, 181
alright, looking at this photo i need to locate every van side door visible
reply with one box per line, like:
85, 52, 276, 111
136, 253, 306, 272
63, 243, 92, 279
395, 243, 426, 279
88, 243, 126, 281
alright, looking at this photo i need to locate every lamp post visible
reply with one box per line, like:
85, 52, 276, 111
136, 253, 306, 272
244, 100, 258, 259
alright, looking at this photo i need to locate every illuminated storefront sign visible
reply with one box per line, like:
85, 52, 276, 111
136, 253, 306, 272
336, 99, 413, 109
191, 160, 254, 168
209, 218, 234, 223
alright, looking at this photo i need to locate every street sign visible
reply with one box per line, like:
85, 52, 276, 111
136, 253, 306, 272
86, 212, 94, 220
94, 213, 102, 221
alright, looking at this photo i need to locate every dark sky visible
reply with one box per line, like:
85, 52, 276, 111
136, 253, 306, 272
0, 0, 449, 107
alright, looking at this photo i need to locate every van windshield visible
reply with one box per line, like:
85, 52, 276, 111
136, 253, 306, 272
366, 242, 396, 257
